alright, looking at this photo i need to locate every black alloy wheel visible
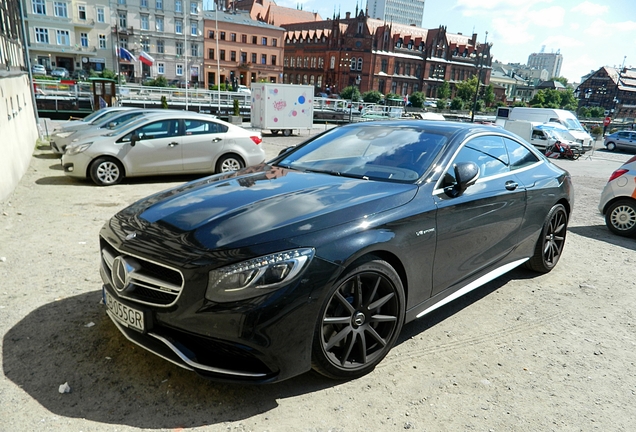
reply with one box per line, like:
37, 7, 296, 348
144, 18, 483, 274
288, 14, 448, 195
525, 204, 568, 273
312, 259, 405, 379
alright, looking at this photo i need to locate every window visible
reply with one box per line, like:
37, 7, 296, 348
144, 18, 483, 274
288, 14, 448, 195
357, 57, 363, 71
220, 50, 225, 60
447, 136, 509, 181
290, 56, 294, 67
251, 53, 257, 63
330, 56, 335, 69
117, 0, 125, 4
156, 16, 164, 32
97, 7, 105, 22
261, 37, 267, 46
504, 138, 539, 170
54, 2, 68, 17
141, 15, 149, 30
141, 39, 150, 51
175, 0, 182, 12
176, 42, 183, 56
141, 0, 147, 6
252, 36, 257, 44
157, 39, 164, 53
32, 0, 46, 15
230, 33, 236, 42
80, 33, 88, 47
157, 62, 164, 74
272, 38, 277, 47
241, 34, 247, 43
191, 43, 198, 57
271, 55, 276, 66
283, 57, 289, 67
99, 34, 106, 49
208, 30, 214, 39
175, 19, 182, 34
132, 120, 179, 140
78, 5, 86, 20
190, 1, 197, 13
190, 21, 197, 36
230, 51, 236, 61
118, 11, 126, 28
35, 28, 49, 44
184, 119, 228, 135
208, 48, 214, 59
119, 37, 128, 49
56, 30, 70, 45
240, 51, 247, 63
176, 64, 183, 75
350, 58, 355, 70
261, 54, 267, 65
220, 32, 225, 40
318, 57, 324, 68
381, 59, 388, 73
155, 0, 162, 10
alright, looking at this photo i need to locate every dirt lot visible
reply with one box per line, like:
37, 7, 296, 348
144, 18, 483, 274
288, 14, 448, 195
1, 127, 635, 432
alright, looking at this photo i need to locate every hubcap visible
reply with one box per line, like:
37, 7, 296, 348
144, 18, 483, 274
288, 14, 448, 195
543, 209, 566, 266
221, 159, 241, 172
97, 162, 120, 184
321, 271, 399, 370
611, 205, 636, 231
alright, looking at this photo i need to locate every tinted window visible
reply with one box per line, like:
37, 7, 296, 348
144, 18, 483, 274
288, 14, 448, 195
184, 119, 228, 135
134, 120, 179, 140
504, 138, 539, 170
451, 135, 509, 179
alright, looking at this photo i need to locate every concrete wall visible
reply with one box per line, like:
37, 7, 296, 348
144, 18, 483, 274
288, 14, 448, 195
0, 74, 39, 202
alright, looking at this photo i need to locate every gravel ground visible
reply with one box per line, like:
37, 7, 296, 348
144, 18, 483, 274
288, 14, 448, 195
1, 125, 635, 432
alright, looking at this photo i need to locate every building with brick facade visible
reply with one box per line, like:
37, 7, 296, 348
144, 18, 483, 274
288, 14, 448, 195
577, 66, 636, 119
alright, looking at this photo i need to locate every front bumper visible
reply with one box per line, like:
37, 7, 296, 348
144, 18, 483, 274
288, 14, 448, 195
61, 152, 91, 178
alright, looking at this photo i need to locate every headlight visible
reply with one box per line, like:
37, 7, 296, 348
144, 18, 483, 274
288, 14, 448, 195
55, 131, 74, 138
65, 143, 92, 155
206, 248, 314, 302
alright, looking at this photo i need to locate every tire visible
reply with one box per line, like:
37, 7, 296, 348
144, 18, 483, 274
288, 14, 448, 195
605, 199, 636, 237
311, 259, 405, 380
524, 204, 568, 273
89, 157, 124, 186
570, 148, 581, 160
283, 129, 292, 137
215, 154, 244, 173
606, 141, 617, 151
271, 129, 279, 135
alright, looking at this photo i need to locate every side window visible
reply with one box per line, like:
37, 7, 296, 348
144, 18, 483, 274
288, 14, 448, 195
135, 120, 179, 140
449, 135, 509, 180
184, 120, 228, 135
504, 138, 539, 170
531, 130, 546, 140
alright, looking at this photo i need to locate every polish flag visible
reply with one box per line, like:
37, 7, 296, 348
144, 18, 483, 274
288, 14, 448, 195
139, 51, 155, 66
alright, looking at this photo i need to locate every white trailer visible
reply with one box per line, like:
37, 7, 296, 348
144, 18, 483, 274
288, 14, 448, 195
250, 83, 314, 136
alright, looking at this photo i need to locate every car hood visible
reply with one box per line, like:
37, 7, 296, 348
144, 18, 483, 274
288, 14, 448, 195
118, 165, 418, 250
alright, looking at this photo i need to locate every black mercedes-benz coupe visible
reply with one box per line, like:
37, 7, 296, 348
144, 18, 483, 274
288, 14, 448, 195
99, 120, 573, 383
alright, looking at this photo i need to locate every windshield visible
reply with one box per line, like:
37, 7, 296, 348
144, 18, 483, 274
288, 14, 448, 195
92, 109, 129, 125
276, 124, 447, 183
82, 108, 111, 123
561, 117, 585, 132
104, 115, 153, 136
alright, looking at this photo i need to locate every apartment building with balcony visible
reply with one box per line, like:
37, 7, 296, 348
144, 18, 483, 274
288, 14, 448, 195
202, 9, 284, 89
113, 0, 204, 83
24, 0, 114, 74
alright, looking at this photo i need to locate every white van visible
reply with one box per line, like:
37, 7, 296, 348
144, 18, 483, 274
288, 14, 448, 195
502, 120, 581, 151
496, 107, 593, 151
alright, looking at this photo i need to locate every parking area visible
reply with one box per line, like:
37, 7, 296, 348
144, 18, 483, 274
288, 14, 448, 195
1, 125, 635, 431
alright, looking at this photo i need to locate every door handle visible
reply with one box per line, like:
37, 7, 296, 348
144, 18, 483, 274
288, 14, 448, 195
505, 180, 518, 191
168, 142, 179, 147
212, 138, 222, 143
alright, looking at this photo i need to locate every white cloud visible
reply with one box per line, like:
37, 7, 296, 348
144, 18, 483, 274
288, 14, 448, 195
571, 1, 608, 16
527, 6, 566, 28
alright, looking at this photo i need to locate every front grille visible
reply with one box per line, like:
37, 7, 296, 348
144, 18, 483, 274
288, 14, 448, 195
101, 239, 184, 307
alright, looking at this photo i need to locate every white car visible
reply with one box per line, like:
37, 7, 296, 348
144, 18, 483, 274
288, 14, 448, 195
598, 155, 636, 237
52, 107, 135, 133
32, 64, 47, 75
61, 112, 265, 186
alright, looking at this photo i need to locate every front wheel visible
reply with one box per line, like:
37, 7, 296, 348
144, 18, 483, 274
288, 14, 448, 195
283, 129, 292, 137
524, 204, 568, 273
89, 157, 124, 186
606, 141, 617, 151
311, 259, 405, 380
570, 148, 581, 160
215, 154, 244, 173
605, 199, 636, 237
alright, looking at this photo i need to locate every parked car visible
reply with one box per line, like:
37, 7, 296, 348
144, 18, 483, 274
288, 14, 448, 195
99, 120, 573, 383
50, 109, 165, 155
50, 67, 70, 78
603, 130, 636, 152
598, 155, 636, 236
71, 69, 89, 80
52, 107, 136, 133
61, 112, 264, 185
237, 85, 251, 95
31, 64, 47, 76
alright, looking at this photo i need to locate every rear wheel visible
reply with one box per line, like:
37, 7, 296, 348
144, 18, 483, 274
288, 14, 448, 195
215, 154, 244, 173
570, 148, 581, 160
606, 141, 617, 151
89, 157, 124, 186
283, 129, 292, 137
271, 129, 280, 135
525, 204, 568, 273
605, 199, 636, 237
311, 259, 405, 380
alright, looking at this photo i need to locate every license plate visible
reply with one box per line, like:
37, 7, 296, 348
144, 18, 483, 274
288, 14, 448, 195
105, 291, 145, 332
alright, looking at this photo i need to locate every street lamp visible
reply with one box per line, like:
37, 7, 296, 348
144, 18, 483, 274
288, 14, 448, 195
470, 31, 489, 123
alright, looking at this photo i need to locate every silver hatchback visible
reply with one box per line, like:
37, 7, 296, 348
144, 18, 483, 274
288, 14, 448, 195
604, 131, 636, 152
61, 112, 265, 185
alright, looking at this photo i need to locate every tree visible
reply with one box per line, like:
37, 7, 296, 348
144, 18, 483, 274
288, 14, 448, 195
455, 76, 478, 103
530, 88, 578, 111
340, 85, 361, 102
160, 95, 168, 109
482, 84, 495, 107
100, 69, 116, 79
361, 90, 383, 104
437, 81, 451, 100
385, 92, 400, 104
553, 76, 568, 86
409, 92, 426, 108
450, 98, 464, 110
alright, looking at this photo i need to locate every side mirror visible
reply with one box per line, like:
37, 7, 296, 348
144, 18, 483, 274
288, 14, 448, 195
130, 133, 140, 147
108, 122, 117, 129
445, 162, 479, 197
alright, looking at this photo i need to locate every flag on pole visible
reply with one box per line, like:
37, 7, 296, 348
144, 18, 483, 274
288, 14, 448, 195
116, 47, 136, 62
139, 51, 155, 66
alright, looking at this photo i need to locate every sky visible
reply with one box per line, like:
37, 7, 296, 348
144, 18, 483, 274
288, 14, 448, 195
271, 0, 636, 84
